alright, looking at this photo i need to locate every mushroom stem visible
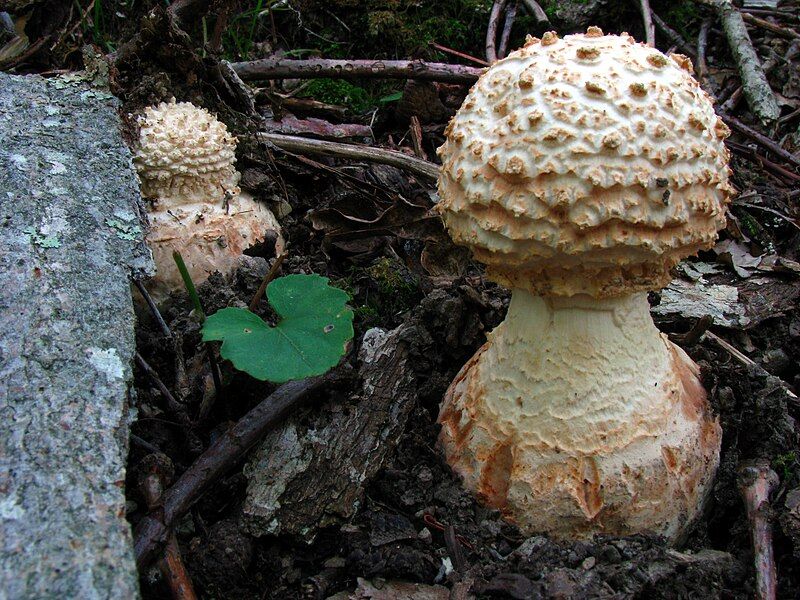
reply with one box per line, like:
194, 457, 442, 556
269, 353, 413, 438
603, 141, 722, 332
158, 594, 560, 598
438, 289, 721, 541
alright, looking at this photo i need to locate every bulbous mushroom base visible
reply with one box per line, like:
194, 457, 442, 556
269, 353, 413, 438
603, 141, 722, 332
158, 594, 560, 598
143, 193, 284, 305
437, 291, 721, 543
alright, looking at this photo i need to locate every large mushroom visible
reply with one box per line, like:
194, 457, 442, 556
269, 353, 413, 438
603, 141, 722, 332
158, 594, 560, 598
133, 99, 284, 304
436, 29, 732, 542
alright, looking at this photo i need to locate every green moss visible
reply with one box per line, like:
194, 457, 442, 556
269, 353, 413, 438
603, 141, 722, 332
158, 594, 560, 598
334, 258, 420, 327
300, 79, 373, 112
774, 452, 798, 482
661, 0, 702, 38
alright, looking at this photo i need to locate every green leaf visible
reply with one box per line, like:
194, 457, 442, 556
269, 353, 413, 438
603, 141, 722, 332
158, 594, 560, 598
202, 274, 354, 383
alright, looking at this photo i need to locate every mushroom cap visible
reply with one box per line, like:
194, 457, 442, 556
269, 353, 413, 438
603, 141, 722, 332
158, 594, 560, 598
133, 99, 240, 206
437, 29, 732, 297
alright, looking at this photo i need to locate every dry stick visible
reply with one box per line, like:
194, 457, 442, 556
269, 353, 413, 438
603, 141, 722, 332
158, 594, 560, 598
429, 41, 490, 66
519, 0, 551, 26
727, 141, 800, 183
134, 368, 350, 568
697, 17, 713, 79
742, 11, 800, 41
696, 0, 780, 124
409, 116, 426, 160
498, 0, 519, 59
737, 460, 780, 600
255, 132, 441, 181
132, 278, 172, 339
638, 0, 656, 46
652, 11, 697, 58
136, 353, 203, 455
486, 0, 509, 63
703, 331, 757, 367
140, 470, 198, 600
723, 114, 800, 170
231, 58, 483, 85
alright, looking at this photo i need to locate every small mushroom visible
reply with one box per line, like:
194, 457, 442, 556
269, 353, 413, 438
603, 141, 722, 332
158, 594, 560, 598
436, 29, 732, 542
133, 99, 284, 303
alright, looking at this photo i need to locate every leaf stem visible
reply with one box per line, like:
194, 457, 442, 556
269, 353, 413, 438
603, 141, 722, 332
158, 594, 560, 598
248, 251, 287, 312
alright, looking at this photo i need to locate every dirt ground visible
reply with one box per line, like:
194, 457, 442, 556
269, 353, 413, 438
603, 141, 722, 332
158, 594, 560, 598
3, 0, 799, 597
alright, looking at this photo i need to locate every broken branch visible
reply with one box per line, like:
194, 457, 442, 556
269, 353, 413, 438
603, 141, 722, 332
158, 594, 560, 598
231, 58, 483, 85
638, 0, 656, 46
254, 132, 440, 181
696, 0, 780, 124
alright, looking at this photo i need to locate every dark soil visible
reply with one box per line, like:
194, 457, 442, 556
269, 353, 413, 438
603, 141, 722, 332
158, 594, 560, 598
4, 0, 799, 597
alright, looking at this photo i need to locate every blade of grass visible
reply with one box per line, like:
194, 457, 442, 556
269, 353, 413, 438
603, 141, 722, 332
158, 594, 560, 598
173, 250, 205, 322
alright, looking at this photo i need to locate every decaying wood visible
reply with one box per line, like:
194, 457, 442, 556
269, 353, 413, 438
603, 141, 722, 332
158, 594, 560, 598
428, 41, 489, 66
241, 325, 417, 539
264, 114, 373, 140
697, 0, 781, 124
255, 132, 440, 181
231, 57, 483, 85
738, 460, 780, 600
133, 367, 351, 568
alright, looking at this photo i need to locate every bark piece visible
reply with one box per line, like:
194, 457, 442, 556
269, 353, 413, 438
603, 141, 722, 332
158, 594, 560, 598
0, 72, 152, 599
242, 326, 416, 539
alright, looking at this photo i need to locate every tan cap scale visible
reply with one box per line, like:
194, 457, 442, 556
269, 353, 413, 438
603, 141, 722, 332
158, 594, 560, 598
436, 29, 731, 542
133, 99, 284, 304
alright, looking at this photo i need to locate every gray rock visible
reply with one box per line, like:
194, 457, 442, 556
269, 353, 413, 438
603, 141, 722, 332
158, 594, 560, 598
0, 72, 152, 599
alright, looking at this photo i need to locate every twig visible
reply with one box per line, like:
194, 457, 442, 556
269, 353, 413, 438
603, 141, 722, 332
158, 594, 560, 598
519, 0, 550, 26
703, 331, 757, 367
231, 58, 483, 84
652, 11, 697, 57
498, 0, 519, 59
136, 353, 203, 455
409, 116, 426, 160
132, 278, 173, 339
139, 459, 198, 600
486, 0, 509, 63
737, 459, 779, 600
136, 353, 182, 414
723, 114, 800, 170
133, 367, 351, 568
668, 315, 713, 347
248, 252, 287, 312
429, 41, 490, 66
638, 0, 656, 46
727, 140, 800, 183
255, 132, 440, 181
697, 0, 780, 124
742, 12, 800, 41
697, 18, 712, 79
